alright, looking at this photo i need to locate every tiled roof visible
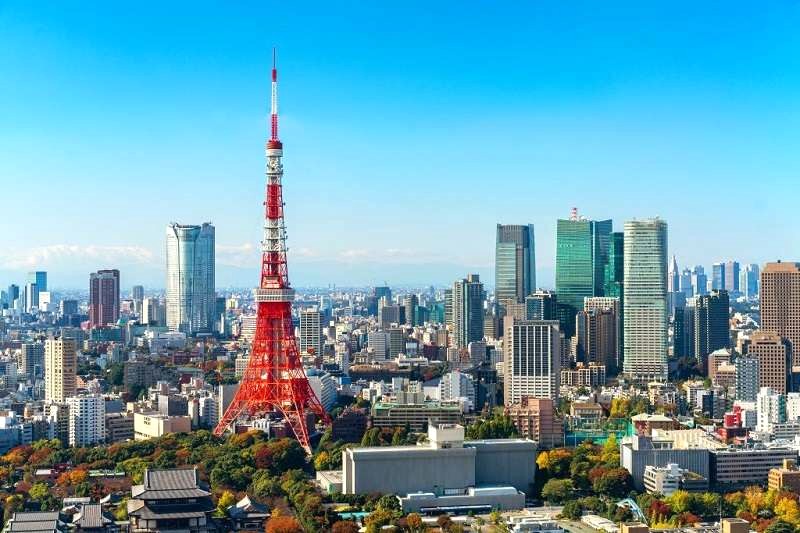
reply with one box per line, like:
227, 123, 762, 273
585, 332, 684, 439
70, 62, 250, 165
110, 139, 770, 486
131, 467, 210, 499
73, 504, 111, 528
7, 512, 65, 533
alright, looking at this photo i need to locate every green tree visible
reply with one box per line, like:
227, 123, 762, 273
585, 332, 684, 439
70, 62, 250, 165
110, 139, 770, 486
765, 520, 796, 533
592, 468, 632, 498
216, 490, 237, 516
541, 478, 574, 504
364, 508, 395, 533
561, 500, 583, 519
29, 482, 49, 501
377, 494, 400, 512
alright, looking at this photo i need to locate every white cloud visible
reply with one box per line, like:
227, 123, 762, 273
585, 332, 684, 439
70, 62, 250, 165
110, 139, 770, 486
0, 244, 156, 269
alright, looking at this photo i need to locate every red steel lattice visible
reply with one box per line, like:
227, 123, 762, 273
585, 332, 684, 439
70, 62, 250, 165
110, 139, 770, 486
213, 51, 329, 451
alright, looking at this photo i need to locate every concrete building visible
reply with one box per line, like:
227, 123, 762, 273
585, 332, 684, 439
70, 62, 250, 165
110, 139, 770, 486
748, 331, 790, 394
757, 387, 786, 433
45, 337, 77, 402
761, 262, 800, 366
342, 424, 534, 512
439, 370, 476, 410
452, 274, 485, 349
89, 269, 120, 328
712, 447, 798, 489
735, 356, 759, 402
133, 412, 192, 440
621, 431, 720, 491
582, 296, 621, 370
694, 291, 730, 370
623, 218, 668, 382
560, 363, 606, 387
18, 342, 44, 381
643, 463, 708, 495
768, 459, 800, 493
369, 400, 461, 432
165, 222, 215, 335
506, 397, 563, 449
66, 394, 106, 447
306, 369, 337, 411
504, 320, 561, 405
299, 307, 322, 356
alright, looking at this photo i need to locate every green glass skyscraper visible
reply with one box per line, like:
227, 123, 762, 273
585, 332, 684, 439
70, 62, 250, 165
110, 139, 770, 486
555, 213, 612, 337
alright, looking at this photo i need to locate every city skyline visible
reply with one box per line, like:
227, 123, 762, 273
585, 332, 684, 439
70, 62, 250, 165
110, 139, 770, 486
3, 3, 800, 288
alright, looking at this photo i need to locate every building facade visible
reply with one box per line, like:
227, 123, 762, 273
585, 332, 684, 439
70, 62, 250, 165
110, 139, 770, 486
495, 224, 536, 305
452, 274, 485, 349
165, 222, 215, 335
45, 337, 77, 402
761, 262, 800, 366
89, 269, 121, 328
622, 218, 668, 382
504, 320, 561, 405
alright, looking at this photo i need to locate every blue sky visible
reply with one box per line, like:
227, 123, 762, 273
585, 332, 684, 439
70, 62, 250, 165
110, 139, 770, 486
2, 2, 800, 289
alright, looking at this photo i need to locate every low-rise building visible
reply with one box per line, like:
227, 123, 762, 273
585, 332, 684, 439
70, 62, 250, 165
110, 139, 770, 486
133, 412, 191, 440
768, 459, 800, 493
370, 400, 461, 431
341, 424, 535, 513
643, 463, 709, 495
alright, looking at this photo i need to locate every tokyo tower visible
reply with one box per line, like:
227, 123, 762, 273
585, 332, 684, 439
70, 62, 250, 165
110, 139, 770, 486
214, 51, 330, 450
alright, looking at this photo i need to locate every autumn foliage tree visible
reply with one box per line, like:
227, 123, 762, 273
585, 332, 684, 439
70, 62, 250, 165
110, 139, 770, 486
265, 515, 303, 533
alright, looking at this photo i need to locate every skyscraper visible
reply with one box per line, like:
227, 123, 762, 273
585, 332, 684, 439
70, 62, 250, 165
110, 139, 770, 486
694, 290, 730, 371
132, 285, 145, 315
760, 262, 800, 366
622, 218, 668, 382
668, 255, 680, 293
740, 264, 760, 300
403, 294, 419, 326
89, 269, 120, 328
299, 308, 322, 356
712, 262, 726, 291
679, 267, 693, 297
165, 222, 215, 335
66, 394, 106, 447
692, 266, 708, 296
525, 290, 557, 321
452, 274, 485, 349
495, 224, 536, 304
603, 232, 624, 298
45, 337, 77, 402
504, 319, 561, 405
673, 305, 695, 359
725, 261, 740, 295
748, 331, 790, 395
735, 356, 759, 402
581, 296, 621, 371
555, 211, 612, 337
19, 342, 44, 381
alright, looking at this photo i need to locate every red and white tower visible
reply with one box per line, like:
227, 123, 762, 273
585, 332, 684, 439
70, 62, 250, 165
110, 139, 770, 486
214, 51, 329, 450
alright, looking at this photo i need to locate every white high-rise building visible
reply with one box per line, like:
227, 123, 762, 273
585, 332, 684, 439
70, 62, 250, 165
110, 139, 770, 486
504, 319, 561, 405
788, 393, 800, 422
740, 264, 760, 300
439, 370, 476, 410
299, 307, 323, 356
756, 387, 786, 433
166, 223, 215, 335
45, 337, 77, 403
66, 394, 106, 447
622, 218, 668, 382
